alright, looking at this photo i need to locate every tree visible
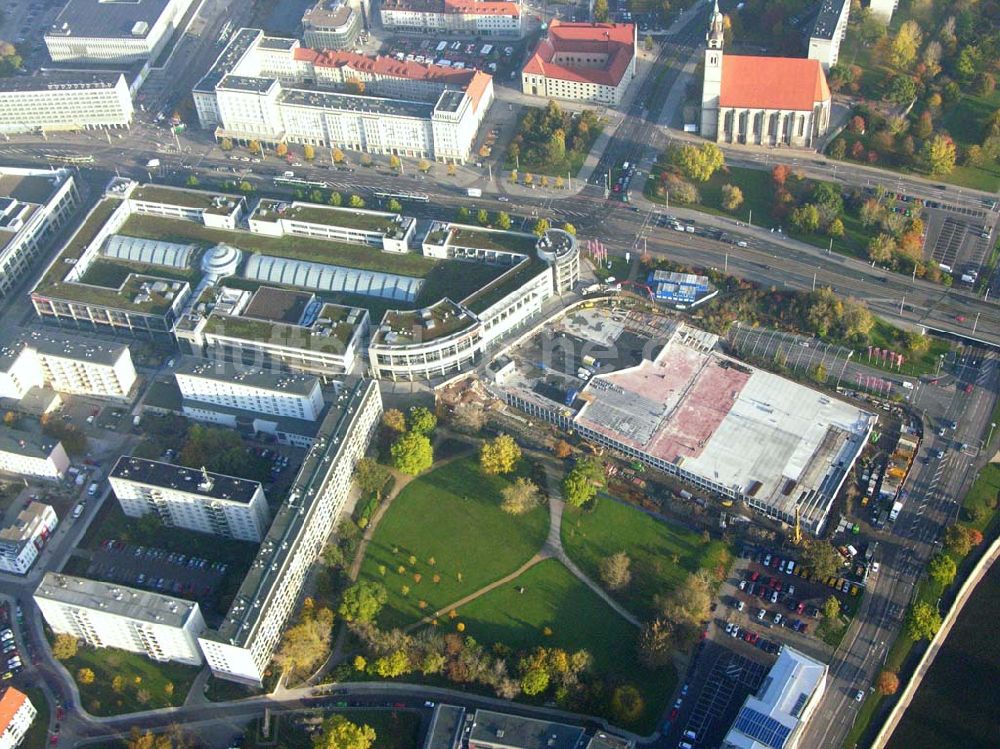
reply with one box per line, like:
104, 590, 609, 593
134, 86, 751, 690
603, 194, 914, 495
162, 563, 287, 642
885, 74, 917, 104
821, 595, 841, 621
41, 415, 88, 455
457, 206, 472, 222
562, 457, 603, 507
532, 217, 551, 236
348, 194, 366, 208
501, 477, 541, 515
867, 233, 896, 264
644, 35, 654, 51
720, 183, 744, 212
480, 434, 521, 475
220, 137, 234, 151
906, 601, 942, 641
553, 440, 572, 458
771, 164, 792, 186
239, 181, 254, 193
829, 139, 847, 160
803, 541, 841, 580
495, 211, 512, 230
912, 110, 933, 139
354, 457, 390, 499
889, 20, 922, 69
666, 178, 699, 204
126, 729, 173, 749
876, 670, 900, 696
562, 222, 577, 236
546, 129, 566, 164
329, 191, 343, 206
407, 406, 437, 435
791, 204, 821, 233
302, 144, 315, 161
77, 668, 96, 685
389, 154, 402, 171
382, 408, 406, 433
275, 142, 289, 157
274, 607, 334, 675
52, 633, 78, 660
658, 570, 712, 635
599, 551, 632, 590
673, 143, 724, 182
373, 649, 410, 678
418, 159, 431, 173
928, 553, 957, 588
391, 431, 433, 475
521, 668, 550, 695
314, 715, 376, 749
338, 581, 388, 623
476, 208, 490, 226
592, 0, 609, 23
346, 78, 366, 95
921, 134, 957, 175
944, 525, 973, 556
451, 402, 487, 434
185, 175, 200, 187
610, 684, 645, 724
827, 217, 845, 238
361, 154, 374, 167
247, 140, 262, 155
812, 362, 828, 384
386, 198, 402, 213
637, 618, 673, 668
332, 148, 345, 164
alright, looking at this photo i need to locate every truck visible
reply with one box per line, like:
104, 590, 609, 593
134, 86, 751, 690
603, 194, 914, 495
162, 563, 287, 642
466, 187, 482, 198
889, 501, 903, 522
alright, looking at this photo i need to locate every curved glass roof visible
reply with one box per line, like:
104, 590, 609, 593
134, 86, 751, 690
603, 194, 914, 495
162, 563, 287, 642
103, 234, 196, 269
244, 254, 423, 302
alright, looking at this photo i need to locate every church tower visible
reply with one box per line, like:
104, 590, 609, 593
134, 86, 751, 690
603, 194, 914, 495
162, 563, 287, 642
700, 0, 725, 138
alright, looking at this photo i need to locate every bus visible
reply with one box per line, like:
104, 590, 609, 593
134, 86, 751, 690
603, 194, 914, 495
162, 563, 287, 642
373, 190, 430, 204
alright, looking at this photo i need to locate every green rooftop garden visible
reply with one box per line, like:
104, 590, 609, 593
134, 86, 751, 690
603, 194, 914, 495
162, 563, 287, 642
38, 198, 122, 288
207, 311, 358, 348
377, 299, 476, 345
284, 204, 398, 234
463, 256, 549, 314
130, 185, 242, 214
450, 227, 538, 254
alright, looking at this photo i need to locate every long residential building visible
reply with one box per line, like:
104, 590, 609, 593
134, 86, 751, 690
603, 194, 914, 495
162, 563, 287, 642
0, 687, 36, 749
807, 0, 851, 70
0, 502, 58, 576
0, 73, 134, 135
34, 573, 206, 666
44, 0, 195, 64
0, 432, 70, 481
193, 29, 494, 162
379, 0, 523, 38
0, 335, 136, 401
197, 377, 382, 684
0, 167, 79, 300
109, 457, 271, 542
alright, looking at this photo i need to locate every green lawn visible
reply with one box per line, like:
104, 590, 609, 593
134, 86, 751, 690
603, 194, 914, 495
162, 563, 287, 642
458, 559, 674, 732
21, 687, 49, 749
858, 319, 953, 377
561, 499, 731, 620
962, 463, 1000, 532
358, 457, 549, 628
59, 645, 198, 716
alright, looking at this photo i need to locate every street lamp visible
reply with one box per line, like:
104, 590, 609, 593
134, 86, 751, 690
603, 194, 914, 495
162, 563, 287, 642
988, 422, 997, 449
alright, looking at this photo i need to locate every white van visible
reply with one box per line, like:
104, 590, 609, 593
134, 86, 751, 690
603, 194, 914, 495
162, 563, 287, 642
72, 503, 84, 519
87, 482, 99, 497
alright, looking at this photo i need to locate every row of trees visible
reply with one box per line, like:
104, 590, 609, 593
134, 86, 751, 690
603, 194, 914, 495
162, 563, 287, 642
384, 406, 437, 476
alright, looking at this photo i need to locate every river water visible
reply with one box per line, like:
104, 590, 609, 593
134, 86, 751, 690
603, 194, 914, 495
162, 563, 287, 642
887, 561, 1000, 749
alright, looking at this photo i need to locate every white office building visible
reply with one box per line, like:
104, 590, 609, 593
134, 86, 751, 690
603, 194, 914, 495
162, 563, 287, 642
379, 0, 523, 38
0, 687, 36, 749
45, 0, 195, 63
197, 378, 382, 684
807, 0, 851, 70
175, 359, 325, 421
0, 167, 79, 299
109, 457, 270, 542
0, 502, 58, 576
0, 74, 134, 135
302, 0, 361, 50
0, 433, 70, 481
722, 647, 827, 749
34, 573, 206, 666
0, 336, 136, 401
193, 29, 494, 163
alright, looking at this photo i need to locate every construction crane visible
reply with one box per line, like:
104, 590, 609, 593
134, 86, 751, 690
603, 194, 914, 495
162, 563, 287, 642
793, 506, 803, 546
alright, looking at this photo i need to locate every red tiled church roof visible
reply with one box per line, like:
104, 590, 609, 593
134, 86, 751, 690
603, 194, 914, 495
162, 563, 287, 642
522, 21, 635, 87
719, 55, 831, 111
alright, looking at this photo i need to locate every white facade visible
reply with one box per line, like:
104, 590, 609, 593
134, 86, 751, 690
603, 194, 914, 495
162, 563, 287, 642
109, 457, 271, 543
0, 74, 134, 135
0, 688, 36, 749
808, 0, 851, 70
0, 435, 69, 481
0, 168, 79, 299
869, 0, 898, 23
34, 343, 137, 400
249, 201, 416, 253
194, 29, 494, 163
380, 0, 523, 38
34, 573, 206, 666
0, 502, 58, 576
44, 0, 195, 63
198, 378, 382, 684
175, 361, 324, 421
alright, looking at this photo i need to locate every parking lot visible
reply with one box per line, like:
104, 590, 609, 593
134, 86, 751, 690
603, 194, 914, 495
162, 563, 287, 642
378, 36, 526, 80
920, 197, 998, 285
0, 602, 24, 682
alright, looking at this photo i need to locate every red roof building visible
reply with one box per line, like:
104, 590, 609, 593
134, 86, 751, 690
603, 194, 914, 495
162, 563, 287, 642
719, 56, 831, 111
521, 21, 636, 106
0, 687, 36, 749
379, 0, 522, 38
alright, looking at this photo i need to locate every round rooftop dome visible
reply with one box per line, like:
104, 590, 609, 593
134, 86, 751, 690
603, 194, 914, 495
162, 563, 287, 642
201, 243, 243, 278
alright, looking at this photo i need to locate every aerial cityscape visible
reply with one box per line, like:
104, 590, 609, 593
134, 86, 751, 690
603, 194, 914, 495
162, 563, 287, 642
0, 0, 997, 748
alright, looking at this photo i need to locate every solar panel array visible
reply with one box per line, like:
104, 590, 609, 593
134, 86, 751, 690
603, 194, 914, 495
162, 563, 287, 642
244, 254, 423, 302
732, 707, 793, 749
103, 234, 196, 269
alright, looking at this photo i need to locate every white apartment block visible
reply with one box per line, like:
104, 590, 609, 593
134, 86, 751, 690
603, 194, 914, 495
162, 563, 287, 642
45, 0, 195, 63
174, 358, 324, 421
0, 433, 69, 481
193, 29, 494, 163
198, 378, 382, 684
0, 74, 134, 135
0, 502, 58, 576
31, 338, 137, 399
379, 0, 523, 38
302, 0, 362, 50
869, 0, 898, 23
0, 167, 79, 299
0, 688, 36, 749
808, 0, 851, 70
109, 457, 271, 543
34, 573, 206, 666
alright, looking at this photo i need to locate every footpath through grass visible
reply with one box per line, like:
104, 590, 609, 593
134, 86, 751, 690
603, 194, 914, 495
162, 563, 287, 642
458, 558, 675, 733
358, 457, 549, 629
561, 498, 731, 620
